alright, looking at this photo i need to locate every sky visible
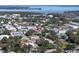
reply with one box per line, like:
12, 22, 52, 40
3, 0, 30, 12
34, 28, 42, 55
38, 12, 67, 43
0, 0, 79, 5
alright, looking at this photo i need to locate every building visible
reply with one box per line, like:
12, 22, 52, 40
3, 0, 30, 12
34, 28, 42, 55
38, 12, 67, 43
45, 49, 56, 53
27, 26, 37, 30
21, 36, 29, 41
0, 35, 9, 40
16, 24, 28, 31
30, 35, 40, 43
3, 24, 17, 31
10, 31, 24, 37
12, 14, 20, 18
64, 24, 79, 30
52, 28, 59, 34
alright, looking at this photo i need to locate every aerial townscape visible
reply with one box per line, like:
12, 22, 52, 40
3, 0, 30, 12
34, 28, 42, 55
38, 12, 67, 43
0, 5, 79, 53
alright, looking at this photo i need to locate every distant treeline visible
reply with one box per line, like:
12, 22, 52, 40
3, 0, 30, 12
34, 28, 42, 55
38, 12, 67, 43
0, 12, 43, 15
64, 11, 79, 16
0, 6, 42, 10
0, 12, 41, 14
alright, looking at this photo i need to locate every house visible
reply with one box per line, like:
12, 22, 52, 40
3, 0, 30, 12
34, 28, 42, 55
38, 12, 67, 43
0, 15, 5, 18
27, 26, 37, 30
21, 38, 38, 48
4, 14, 12, 19
12, 14, 20, 18
64, 22, 79, 30
52, 28, 59, 34
0, 35, 9, 40
10, 31, 24, 37
58, 29, 67, 35
0, 29, 3, 34
64, 24, 79, 30
0, 50, 3, 53
8, 51, 15, 53
48, 15, 53, 18
44, 38, 54, 44
0, 26, 5, 34
16, 24, 28, 31
34, 26, 44, 34
69, 21, 79, 26
30, 35, 40, 43
57, 29, 68, 38
3, 24, 17, 31
45, 49, 56, 53
21, 36, 29, 41
59, 33, 68, 40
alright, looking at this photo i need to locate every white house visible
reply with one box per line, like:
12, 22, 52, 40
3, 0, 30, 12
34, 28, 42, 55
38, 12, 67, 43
10, 31, 24, 37
0, 35, 9, 40
44, 38, 54, 44
27, 26, 37, 30
64, 24, 79, 30
45, 49, 56, 53
21, 36, 29, 41
48, 15, 53, 18
4, 24, 17, 31
31, 36, 40, 42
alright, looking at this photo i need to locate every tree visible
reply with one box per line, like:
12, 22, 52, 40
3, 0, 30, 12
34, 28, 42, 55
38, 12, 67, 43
66, 30, 75, 43
46, 43, 54, 49
1, 37, 8, 43
0, 36, 23, 53
65, 43, 75, 50
37, 37, 55, 53
2, 30, 11, 35
25, 29, 35, 36
66, 30, 79, 44
74, 36, 79, 44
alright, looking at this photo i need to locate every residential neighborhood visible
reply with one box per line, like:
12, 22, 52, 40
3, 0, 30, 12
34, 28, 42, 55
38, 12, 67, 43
0, 7, 79, 53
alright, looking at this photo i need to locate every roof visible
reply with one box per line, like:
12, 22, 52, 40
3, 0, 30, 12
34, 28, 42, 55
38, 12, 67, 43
21, 36, 29, 40
0, 35, 9, 40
